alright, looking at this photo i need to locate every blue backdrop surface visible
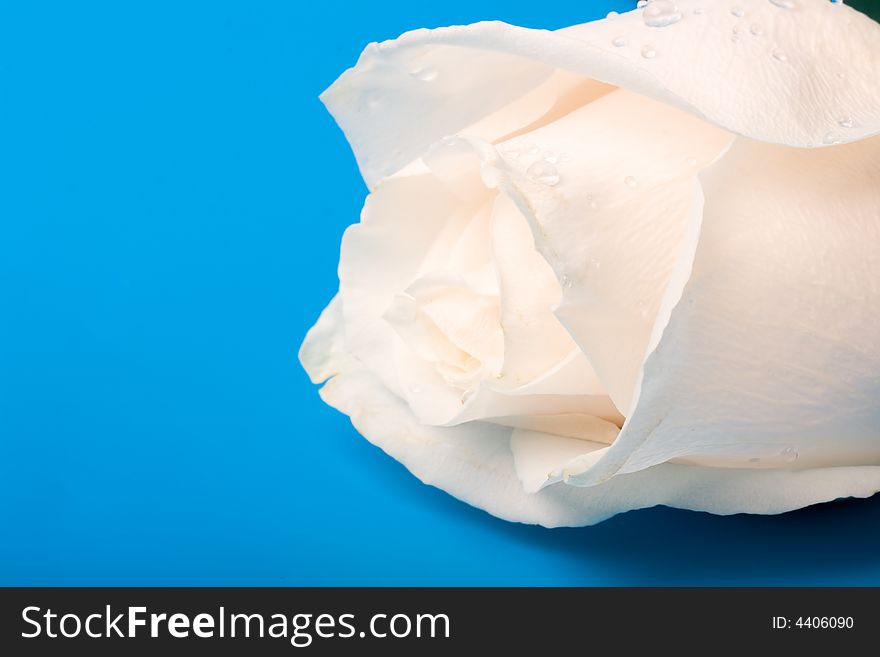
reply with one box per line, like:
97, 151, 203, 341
2, 0, 880, 586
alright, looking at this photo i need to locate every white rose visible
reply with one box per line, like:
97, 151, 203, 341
300, 0, 880, 526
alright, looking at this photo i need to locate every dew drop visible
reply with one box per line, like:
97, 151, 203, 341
411, 66, 438, 82
612, 35, 628, 47
730, 6, 744, 17
363, 91, 383, 109
732, 25, 743, 34
749, 23, 763, 35
637, 0, 649, 7
769, 0, 795, 8
606, 10, 619, 19
643, 0, 682, 27
731, 34, 741, 43
837, 116, 854, 128
526, 159, 560, 186
641, 45, 658, 59
823, 131, 841, 145
624, 175, 638, 189
780, 447, 798, 463
771, 48, 788, 62
560, 274, 573, 289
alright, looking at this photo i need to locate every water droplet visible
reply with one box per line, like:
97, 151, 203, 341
560, 274, 573, 289
730, 6, 744, 17
837, 116, 854, 128
624, 176, 638, 189
411, 66, 438, 82
526, 160, 560, 186
771, 48, 788, 62
612, 35, 627, 47
732, 25, 743, 34
637, 0, 649, 7
780, 447, 798, 463
686, 156, 698, 166
750, 23, 763, 35
693, 6, 705, 14
641, 45, 658, 59
769, 0, 795, 8
606, 10, 619, 19
731, 34, 741, 43
823, 131, 841, 145
363, 91, 383, 109
643, 0, 682, 27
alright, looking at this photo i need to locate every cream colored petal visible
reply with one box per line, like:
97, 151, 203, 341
511, 428, 612, 493
566, 134, 880, 486
322, 1, 880, 186
314, 350, 880, 527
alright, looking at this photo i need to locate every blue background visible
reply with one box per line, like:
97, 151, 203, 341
2, 0, 879, 586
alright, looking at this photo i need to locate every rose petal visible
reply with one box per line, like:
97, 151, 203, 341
565, 134, 880, 486
339, 136, 621, 430
323, 0, 880, 187
490, 88, 731, 415
510, 428, 612, 493
313, 349, 880, 526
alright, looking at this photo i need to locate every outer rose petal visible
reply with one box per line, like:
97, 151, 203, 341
322, 0, 880, 187
565, 134, 880, 486
300, 302, 880, 526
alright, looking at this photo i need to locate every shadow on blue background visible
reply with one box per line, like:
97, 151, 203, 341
2, 0, 879, 585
